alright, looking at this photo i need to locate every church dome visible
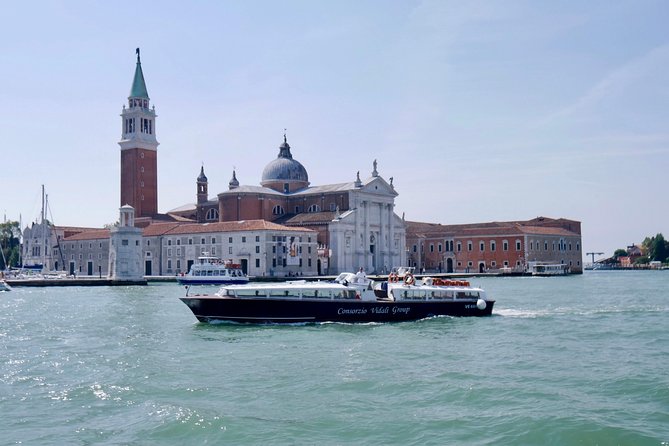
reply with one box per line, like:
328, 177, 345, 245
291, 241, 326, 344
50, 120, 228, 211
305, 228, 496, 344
260, 136, 309, 187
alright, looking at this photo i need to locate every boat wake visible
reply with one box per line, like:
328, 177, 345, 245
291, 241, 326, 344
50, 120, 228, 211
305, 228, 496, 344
494, 308, 552, 318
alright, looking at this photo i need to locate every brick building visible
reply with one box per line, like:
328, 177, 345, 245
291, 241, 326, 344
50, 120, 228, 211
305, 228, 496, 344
406, 217, 582, 274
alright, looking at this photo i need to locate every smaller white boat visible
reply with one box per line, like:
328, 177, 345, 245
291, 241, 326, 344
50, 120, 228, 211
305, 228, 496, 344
177, 253, 249, 285
529, 262, 570, 276
0, 279, 12, 291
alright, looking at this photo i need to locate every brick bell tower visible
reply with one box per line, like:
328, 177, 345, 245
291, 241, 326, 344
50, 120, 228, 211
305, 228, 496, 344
119, 48, 159, 218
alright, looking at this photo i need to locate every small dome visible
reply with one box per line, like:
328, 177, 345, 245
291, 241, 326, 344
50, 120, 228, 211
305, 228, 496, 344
197, 166, 208, 182
260, 136, 309, 184
229, 170, 239, 189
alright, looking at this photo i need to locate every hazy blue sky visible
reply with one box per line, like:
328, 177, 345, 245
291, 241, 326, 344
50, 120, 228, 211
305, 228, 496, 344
1, 0, 667, 259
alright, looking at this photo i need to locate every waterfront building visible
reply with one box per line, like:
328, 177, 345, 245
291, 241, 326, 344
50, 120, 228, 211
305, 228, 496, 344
406, 217, 583, 274
53, 219, 316, 278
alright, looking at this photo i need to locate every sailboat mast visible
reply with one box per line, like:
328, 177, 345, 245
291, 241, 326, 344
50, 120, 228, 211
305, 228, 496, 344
42, 185, 46, 271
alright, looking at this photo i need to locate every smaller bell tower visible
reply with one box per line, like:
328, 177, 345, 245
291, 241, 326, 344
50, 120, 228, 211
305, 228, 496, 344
196, 166, 208, 222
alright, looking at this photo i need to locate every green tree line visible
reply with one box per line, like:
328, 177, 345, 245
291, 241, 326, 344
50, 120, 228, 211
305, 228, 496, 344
0, 221, 21, 270
613, 233, 668, 264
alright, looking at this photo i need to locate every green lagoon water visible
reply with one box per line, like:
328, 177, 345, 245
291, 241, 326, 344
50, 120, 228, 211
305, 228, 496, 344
1, 271, 668, 445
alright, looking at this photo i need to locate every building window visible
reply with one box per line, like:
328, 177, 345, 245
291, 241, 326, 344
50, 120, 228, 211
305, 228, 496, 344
176, 239, 181, 246
272, 205, 285, 215
430, 244, 434, 253
211, 247, 216, 255
491, 241, 496, 252
413, 245, 417, 253
438, 243, 442, 252
212, 237, 216, 244
242, 236, 246, 243
201, 238, 205, 244
457, 242, 462, 252
167, 260, 172, 269
122, 240, 128, 246
255, 259, 260, 268
467, 241, 473, 251
330, 203, 337, 211
229, 247, 233, 254
176, 260, 181, 270
479, 242, 485, 252
517, 240, 522, 251
205, 208, 219, 220
228, 237, 233, 243
255, 246, 260, 254
544, 241, 548, 251
503, 240, 508, 251
307, 204, 321, 213
167, 248, 172, 256
256, 236, 260, 242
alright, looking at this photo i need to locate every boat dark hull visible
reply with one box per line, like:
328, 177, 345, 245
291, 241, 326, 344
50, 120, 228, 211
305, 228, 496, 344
179, 297, 495, 324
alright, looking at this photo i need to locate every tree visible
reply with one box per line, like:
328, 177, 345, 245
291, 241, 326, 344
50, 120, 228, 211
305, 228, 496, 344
0, 220, 21, 270
613, 249, 627, 258
643, 233, 668, 262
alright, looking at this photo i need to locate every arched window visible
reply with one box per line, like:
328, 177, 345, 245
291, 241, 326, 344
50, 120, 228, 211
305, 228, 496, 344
205, 208, 219, 221
307, 204, 321, 213
272, 205, 285, 215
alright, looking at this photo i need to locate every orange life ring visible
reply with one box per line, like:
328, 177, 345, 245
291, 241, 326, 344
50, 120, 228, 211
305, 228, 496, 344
404, 273, 415, 286
388, 273, 398, 283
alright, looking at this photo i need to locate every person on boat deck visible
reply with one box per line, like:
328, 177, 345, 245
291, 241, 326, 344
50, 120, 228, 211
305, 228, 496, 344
355, 267, 366, 282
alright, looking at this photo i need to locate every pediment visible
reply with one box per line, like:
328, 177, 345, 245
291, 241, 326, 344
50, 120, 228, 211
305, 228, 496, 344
360, 176, 398, 197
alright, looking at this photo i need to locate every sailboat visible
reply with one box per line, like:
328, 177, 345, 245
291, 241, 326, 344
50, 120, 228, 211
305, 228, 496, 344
21, 185, 50, 272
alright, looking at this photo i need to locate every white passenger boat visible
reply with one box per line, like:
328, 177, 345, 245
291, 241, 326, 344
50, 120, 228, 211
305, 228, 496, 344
529, 262, 570, 276
177, 254, 249, 285
179, 267, 494, 324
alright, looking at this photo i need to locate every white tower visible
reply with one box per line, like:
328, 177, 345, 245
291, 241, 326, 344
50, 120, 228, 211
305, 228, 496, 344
108, 205, 145, 283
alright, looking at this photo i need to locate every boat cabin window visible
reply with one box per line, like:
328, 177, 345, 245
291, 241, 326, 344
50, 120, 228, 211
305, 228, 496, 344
269, 289, 290, 297
431, 290, 454, 299
455, 291, 479, 299
302, 289, 329, 299
236, 289, 261, 297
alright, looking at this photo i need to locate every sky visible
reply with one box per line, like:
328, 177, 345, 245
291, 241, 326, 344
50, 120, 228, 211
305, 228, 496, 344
1, 0, 667, 260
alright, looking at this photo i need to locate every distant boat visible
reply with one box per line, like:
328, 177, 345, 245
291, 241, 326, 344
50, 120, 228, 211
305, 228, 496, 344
176, 253, 249, 285
529, 262, 570, 276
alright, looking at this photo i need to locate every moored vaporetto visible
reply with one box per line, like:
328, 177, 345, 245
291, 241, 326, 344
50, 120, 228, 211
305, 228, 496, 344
179, 267, 494, 324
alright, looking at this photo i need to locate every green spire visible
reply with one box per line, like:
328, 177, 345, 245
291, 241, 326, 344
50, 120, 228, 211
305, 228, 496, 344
129, 48, 149, 99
